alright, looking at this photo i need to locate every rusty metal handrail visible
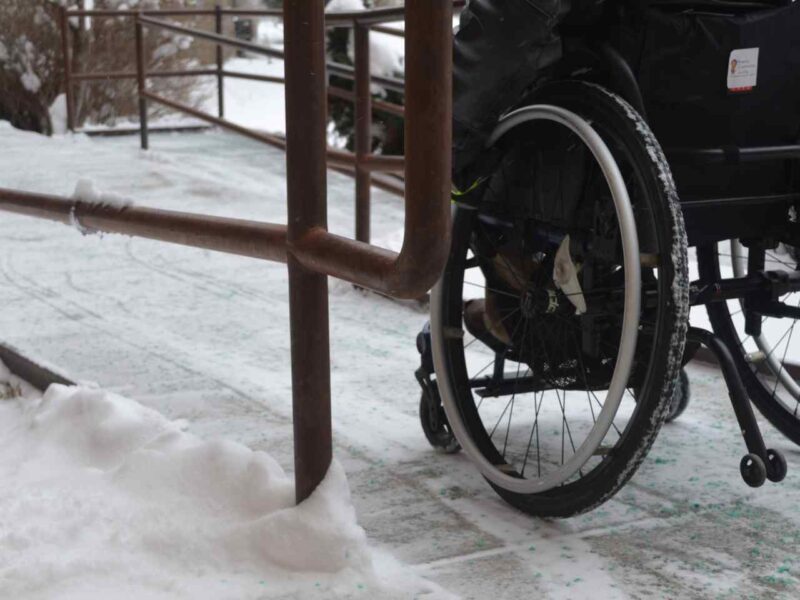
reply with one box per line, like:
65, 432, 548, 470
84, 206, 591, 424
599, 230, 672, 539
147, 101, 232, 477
137, 15, 285, 60
0, 189, 288, 263
138, 88, 397, 175
59, 6, 411, 130
132, 10, 409, 244
137, 15, 407, 95
1, 0, 453, 504
139, 89, 287, 151
63, 5, 410, 23
63, 8, 284, 18
59, 3, 416, 247
71, 68, 220, 81
285, 1, 452, 300
62, 3, 466, 25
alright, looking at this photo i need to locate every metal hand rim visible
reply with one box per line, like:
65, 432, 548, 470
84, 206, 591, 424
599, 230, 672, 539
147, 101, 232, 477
431, 104, 642, 494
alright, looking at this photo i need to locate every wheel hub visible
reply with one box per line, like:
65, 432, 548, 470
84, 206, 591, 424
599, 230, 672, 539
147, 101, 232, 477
520, 287, 560, 318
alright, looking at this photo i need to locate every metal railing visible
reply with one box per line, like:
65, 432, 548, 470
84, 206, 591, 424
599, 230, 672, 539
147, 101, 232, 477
1, 0, 453, 504
58, 4, 458, 243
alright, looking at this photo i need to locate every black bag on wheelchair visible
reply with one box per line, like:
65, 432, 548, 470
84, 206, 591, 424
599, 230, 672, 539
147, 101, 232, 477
607, 1, 800, 200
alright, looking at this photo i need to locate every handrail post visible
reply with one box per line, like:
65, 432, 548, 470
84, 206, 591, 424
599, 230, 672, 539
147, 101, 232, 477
283, 0, 332, 504
215, 4, 225, 119
59, 6, 76, 132
354, 23, 372, 244
135, 17, 150, 150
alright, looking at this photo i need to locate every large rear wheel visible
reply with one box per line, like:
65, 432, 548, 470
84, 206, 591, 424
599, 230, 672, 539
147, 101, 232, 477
431, 82, 689, 517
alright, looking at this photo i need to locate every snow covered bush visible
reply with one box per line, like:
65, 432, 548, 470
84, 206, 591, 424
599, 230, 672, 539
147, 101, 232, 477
0, 1, 65, 134
71, 0, 207, 128
0, 0, 217, 134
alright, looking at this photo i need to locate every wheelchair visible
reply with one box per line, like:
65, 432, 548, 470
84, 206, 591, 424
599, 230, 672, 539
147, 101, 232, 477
415, 0, 800, 517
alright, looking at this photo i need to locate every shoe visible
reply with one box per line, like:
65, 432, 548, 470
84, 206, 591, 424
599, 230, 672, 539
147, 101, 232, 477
464, 298, 512, 354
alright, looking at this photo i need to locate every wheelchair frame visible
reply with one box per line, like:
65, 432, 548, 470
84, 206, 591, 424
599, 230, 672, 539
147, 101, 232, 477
418, 38, 800, 498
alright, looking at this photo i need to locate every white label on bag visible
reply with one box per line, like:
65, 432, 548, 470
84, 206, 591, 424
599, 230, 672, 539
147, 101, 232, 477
728, 48, 760, 92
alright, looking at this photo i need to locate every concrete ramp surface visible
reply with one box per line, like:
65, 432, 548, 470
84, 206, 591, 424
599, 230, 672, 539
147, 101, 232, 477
1, 125, 798, 598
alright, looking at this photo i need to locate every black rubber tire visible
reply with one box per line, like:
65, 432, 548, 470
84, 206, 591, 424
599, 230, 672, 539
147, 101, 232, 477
765, 448, 788, 483
666, 368, 691, 423
419, 389, 461, 454
436, 81, 689, 517
740, 453, 767, 488
697, 245, 800, 446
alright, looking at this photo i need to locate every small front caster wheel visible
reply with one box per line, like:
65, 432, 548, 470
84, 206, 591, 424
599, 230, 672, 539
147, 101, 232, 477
765, 449, 788, 483
419, 387, 460, 454
666, 368, 691, 423
740, 454, 767, 488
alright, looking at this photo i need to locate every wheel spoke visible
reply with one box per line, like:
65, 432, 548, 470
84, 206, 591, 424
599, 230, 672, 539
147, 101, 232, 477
489, 396, 515, 439
762, 323, 795, 361
591, 389, 623, 437
557, 388, 579, 465
522, 391, 545, 477
769, 296, 800, 399
501, 318, 527, 456
463, 280, 521, 300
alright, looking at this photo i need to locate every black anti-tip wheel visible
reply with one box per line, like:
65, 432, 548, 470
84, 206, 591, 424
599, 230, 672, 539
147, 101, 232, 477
740, 453, 767, 488
419, 388, 461, 454
666, 368, 691, 423
765, 448, 788, 483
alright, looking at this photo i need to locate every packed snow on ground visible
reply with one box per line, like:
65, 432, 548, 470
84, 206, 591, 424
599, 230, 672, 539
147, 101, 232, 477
0, 360, 442, 600
4, 117, 800, 599
6, 18, 800, 592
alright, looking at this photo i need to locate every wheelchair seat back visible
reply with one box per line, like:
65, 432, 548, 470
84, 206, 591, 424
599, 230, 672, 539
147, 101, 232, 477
606, 0, 800, 200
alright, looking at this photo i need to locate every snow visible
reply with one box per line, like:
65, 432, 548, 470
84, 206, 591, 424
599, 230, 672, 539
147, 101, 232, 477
2, 19, 800, 595
325, 1, 405, 92
3, 119, 800, 597
49, 94, 68, 136
69, 179, 134, 235
368, 31, 404, 86
255, 18, 283, 52
0, 365, 439, 599
326, 0, 367, 12
8, 37, 43, 94
20, 71, 42, 94
211, 57, 286, 135
72, 178, 134, 210
53, 9, 404, 135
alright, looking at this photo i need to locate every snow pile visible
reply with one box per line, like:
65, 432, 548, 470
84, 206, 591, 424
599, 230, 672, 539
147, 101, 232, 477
255, 19, 284, 52
49, 93, 68, 135
326, 0, 366, 12
72, 178, 134, 210
0, 363, 430, 599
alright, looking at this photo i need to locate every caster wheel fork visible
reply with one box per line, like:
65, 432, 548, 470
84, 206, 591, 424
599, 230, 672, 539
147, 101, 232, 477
416, 322, 460, 454
689, 327, 789, 488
